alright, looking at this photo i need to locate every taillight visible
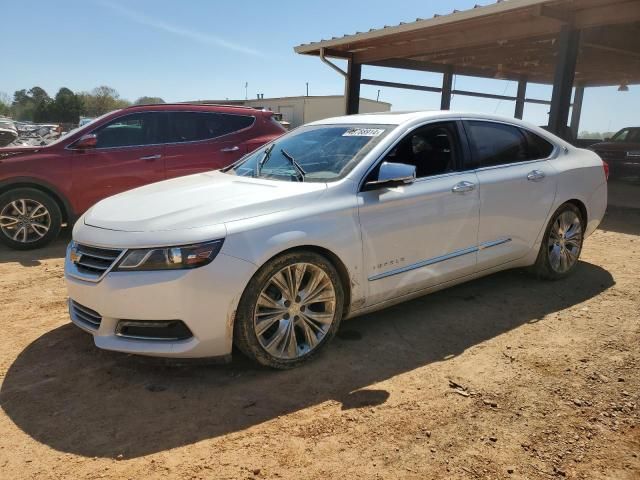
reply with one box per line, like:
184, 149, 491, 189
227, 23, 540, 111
602, 160, 609, 181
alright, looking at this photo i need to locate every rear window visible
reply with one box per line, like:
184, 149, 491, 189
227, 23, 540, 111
523, 130, 554, 159
466, 121, 555, 167
168, 112, 254, 143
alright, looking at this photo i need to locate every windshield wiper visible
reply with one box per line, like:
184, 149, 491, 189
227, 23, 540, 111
256, 143, 275, 177
280, 149, 306, 182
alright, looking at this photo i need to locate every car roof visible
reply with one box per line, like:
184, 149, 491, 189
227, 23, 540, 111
122, 103, 266, 115
306, 110, 567, 145
307, 110, 537, 128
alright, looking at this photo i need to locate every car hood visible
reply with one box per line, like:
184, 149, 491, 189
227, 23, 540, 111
0, 146, 43, 159
84, 170, 327, 232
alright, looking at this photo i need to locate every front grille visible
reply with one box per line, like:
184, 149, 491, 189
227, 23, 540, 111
73, 243, 124, 280
70, 300, 102, 330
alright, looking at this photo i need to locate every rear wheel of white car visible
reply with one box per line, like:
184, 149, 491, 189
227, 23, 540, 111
0, 188, 62, 250
234, 251, 344, 369
533, 202, 584, 280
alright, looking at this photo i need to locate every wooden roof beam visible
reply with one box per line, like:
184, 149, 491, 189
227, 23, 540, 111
533, 4, 575, 24
364, 58, 548, 83
581, 25, 640, 59
574, 1, 640, 29
352, 17, 560, 64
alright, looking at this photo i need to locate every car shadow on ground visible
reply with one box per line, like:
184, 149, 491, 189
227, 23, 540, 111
0, 228, 70, 266
599, 206, 640, 237
0, 261, 614, 459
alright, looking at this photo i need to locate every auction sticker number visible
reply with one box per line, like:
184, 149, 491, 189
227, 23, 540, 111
342, 128, 385, 137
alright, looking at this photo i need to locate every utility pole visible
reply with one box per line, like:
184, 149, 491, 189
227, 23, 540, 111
245, 82, 248, 100
376, 89, 381, 102
306, 82, 309, 97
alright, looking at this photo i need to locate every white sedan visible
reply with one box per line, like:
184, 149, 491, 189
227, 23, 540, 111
65, 111, 608, 368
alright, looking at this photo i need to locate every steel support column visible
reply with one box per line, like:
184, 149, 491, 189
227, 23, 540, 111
514, 78, 527, 119
441, 67, 453, 110
345, 60, 362, 115
549, 26, 580, 137
570, 85, 585, 140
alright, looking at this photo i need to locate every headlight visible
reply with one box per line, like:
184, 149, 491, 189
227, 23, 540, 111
114, 240, 224, 271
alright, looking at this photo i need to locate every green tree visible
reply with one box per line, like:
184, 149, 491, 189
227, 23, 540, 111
134, 96, 165, 105
51, 87, 83, 123
28, 86, 53, 122
28, 86, 50, 104
80, 86, 131, 116
12, 89, 36, 121
0, 92, 10, 116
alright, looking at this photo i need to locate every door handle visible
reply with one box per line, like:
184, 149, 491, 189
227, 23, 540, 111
221, 146, 240, 152
527, 170, 546, 182
452, 181, 476, 194
139, 154, 162, 161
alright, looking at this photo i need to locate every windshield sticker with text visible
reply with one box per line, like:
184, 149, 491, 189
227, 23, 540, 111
342, 128, 385, 137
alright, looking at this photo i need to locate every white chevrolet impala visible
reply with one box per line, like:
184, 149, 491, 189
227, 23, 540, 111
65, 111, 608, 368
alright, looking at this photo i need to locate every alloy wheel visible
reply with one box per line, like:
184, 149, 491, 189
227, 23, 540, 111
253, 262, 337, 359
548, 210, 582, 273
0, 199, 51, 244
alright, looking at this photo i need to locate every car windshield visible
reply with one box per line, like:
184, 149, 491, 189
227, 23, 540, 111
48, 110, 121, 145
226, 124, 394, 182
611, 128, 640, 143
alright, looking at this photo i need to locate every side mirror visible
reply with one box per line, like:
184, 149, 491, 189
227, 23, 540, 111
72, 133, 97, 150
604, 137, 611, 142
364, 162, 416, 190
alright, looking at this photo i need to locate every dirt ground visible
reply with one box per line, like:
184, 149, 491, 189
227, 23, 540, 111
0, 208, 638, 480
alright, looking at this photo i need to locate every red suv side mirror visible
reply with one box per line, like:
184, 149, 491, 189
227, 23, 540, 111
73, 133, 97, 150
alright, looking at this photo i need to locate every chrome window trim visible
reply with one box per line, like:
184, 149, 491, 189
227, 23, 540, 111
368, 238, 511, 281
473, 157, 552, 173
65, 110, 256, 152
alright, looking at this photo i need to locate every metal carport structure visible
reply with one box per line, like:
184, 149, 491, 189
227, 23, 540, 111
294, 0, 640, 140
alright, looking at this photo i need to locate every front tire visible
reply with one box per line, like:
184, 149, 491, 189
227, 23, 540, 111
0, 188, 62, 250
533, 202, 584, 280
233, 251, 345, 369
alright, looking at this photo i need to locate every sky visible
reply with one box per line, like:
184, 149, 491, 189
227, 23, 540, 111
3, 0, 637, 133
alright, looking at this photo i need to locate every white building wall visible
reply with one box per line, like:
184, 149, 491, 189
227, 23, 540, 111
244, 96, 391, 128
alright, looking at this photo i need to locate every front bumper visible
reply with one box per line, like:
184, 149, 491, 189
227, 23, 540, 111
65, 248, 256, 358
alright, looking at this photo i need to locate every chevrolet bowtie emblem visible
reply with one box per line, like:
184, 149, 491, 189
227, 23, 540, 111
69, 248, 82, 264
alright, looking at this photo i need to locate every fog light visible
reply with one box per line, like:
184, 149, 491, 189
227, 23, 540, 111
115, 320, 193, 341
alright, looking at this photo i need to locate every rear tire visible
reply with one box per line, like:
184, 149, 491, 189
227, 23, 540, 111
533, 202, 584, 280
0, 188, 62, 250
233, 251, 344, 369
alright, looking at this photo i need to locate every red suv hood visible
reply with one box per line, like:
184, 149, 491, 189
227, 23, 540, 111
0, 146, 43, 159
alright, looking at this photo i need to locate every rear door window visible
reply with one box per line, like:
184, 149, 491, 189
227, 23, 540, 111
168, 112, 255, 143
94, 112, 164, 148
465, 121, 529, 167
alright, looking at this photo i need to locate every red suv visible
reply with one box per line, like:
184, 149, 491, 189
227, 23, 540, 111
0, 104, 285, 249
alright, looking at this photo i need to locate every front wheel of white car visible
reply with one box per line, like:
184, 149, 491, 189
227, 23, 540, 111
533, 202, 585, 280
234, 251, 344, 369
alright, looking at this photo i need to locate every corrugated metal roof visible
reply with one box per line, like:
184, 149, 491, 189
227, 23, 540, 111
294, 0, 552, 54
